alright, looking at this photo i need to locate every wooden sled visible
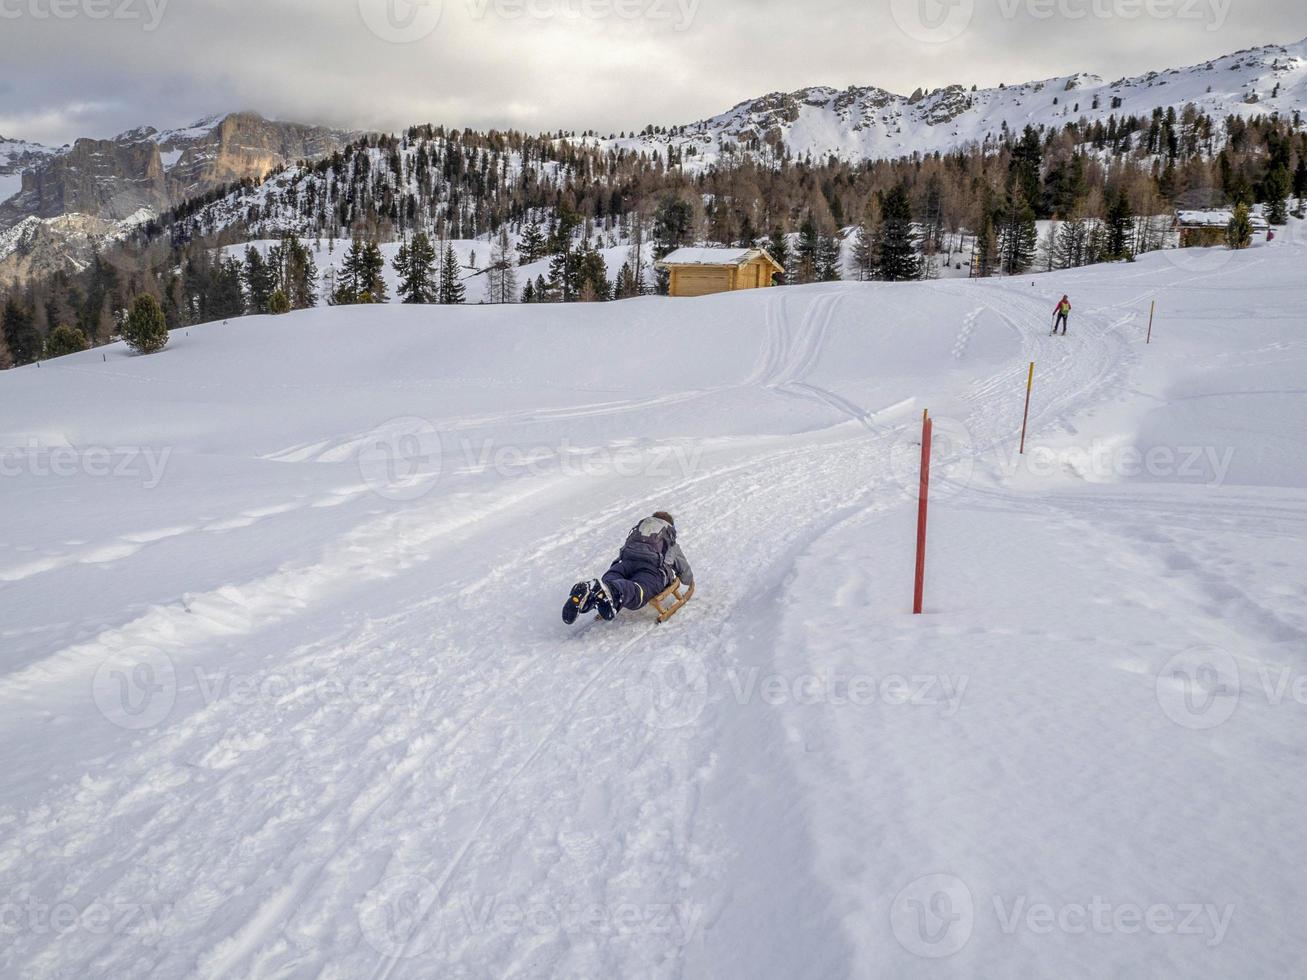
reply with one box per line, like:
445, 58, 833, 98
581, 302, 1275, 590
650, 579, 695, 624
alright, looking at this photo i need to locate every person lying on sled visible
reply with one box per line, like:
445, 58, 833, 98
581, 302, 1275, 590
563, 511, 695, 623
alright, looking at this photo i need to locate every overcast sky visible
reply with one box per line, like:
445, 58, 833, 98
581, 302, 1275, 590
0, 0, 1303, 146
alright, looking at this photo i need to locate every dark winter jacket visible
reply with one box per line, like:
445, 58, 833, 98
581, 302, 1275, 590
619, 517, 694, 589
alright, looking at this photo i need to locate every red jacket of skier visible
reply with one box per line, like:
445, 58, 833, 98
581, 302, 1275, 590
1054, 296, 1071, 316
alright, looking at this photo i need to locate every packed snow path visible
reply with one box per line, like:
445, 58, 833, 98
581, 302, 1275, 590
2, 235, 1306, 977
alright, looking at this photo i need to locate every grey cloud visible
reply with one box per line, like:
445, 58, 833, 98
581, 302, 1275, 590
0, 0, 1301, 145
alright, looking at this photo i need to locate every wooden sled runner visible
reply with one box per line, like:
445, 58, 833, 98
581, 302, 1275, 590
650, 579, 695, 623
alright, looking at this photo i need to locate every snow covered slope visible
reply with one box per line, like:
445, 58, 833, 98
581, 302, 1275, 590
588, 38, 1307, 165
2, 226, 1306, 976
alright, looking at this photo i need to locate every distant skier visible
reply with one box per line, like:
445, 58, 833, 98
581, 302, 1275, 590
563, 512, 695, 624
1052, 295, 1071, 336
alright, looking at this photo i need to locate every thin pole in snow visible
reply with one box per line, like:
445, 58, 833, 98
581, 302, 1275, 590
1146, 300, 1156, 344
913, 410, 933, 616
1019, 362, 1035, 456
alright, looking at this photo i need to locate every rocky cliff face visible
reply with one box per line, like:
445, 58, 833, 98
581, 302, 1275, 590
0, 112, 355, 286
0, 112, 354, 231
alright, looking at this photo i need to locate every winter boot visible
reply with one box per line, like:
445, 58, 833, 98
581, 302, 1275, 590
562, 580, 601, 625
593, 583, 621, 622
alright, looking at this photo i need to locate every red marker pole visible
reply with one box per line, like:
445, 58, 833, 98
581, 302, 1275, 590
913, 410, 933, 616
1019, 362, 1035, 456
1146, 300, 1156, 344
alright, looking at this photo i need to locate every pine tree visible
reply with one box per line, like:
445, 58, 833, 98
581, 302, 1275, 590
519, 220, 546, 264
270, 234, 318, 310
998, 188, 1038, 276
439, 243, 466, 304
2, 298, 42, 365
614, 262, 636, 299
575, 239, 611, 301
243, 247, 276, 314
394, 232, 438, 304
487, 227, 518, 304
210, 257, 246, 319
817, 230, 842, 282
0, 330, 12, 370
44, 324, 90, 358
1104, 192, 1135, 260
332, 239, 367, 305
361, 242, 388, 303
794, 216, 821, 284
852, 198, 882, 281
123, 294, 169, 354
973, 213, 998, 278
874, 185, 920, 281
766, 229, 789, 284
522, 279, 537, 303
1263, 165, 1291, 225
268, 289, 291, 315
1226, 203, 1253, 250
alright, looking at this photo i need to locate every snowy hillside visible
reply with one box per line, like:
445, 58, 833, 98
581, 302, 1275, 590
586, 38, 1307, 166
2, 225, 1306, 976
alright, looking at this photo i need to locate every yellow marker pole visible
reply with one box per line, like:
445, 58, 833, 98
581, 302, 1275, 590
1019, 362, 1035, 456
1146, 300, 1156, 344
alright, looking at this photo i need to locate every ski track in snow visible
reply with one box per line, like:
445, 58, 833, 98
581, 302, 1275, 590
3, 235, 1307, 977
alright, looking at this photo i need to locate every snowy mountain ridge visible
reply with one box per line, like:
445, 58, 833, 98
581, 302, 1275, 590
583, 37, 1307, 165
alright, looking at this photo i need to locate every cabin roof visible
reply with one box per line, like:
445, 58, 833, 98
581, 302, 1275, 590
657, 247, 783, 271
1177, 209, 1270, 230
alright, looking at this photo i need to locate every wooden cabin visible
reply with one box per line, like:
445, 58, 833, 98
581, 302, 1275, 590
1177, 209, 1269, 247
656, 247, 785, 298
